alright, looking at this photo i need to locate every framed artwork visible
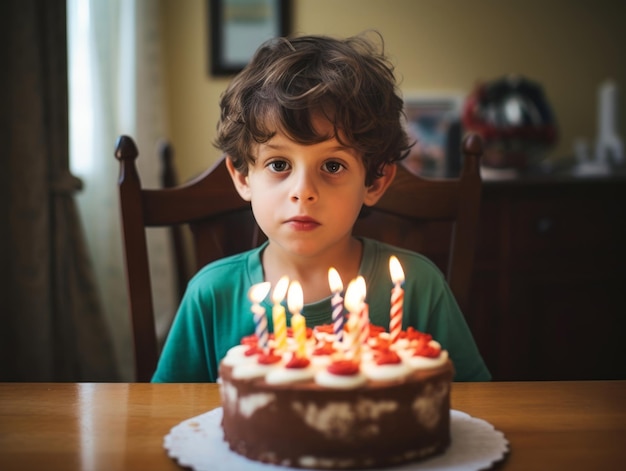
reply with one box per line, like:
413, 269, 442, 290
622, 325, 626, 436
209, 0, 291, 76
402, 93, 465, 177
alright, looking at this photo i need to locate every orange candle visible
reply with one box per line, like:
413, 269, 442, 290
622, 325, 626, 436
271, 276, 289, 352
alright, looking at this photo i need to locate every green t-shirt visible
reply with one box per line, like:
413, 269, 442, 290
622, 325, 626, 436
151, 237, 491, 382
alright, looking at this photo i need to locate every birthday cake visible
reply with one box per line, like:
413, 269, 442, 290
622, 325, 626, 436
219, 328, 453, 469
219, 267, 453, 469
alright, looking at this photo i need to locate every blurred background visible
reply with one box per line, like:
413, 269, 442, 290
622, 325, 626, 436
160, 0, 624, 179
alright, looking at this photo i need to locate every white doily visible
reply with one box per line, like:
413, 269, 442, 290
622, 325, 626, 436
164, 408, 509, 471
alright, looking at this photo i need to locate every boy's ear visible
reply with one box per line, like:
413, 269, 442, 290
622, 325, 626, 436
225, 157, 252, 201
363, 163, 397, 206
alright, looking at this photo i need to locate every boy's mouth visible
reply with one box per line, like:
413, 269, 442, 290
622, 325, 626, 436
285, 216, 320, 231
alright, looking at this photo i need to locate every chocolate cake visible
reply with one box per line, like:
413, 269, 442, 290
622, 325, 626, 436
218, 326, 454, 469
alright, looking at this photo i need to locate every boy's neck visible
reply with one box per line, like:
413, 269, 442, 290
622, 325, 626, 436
262, 237, 363, 304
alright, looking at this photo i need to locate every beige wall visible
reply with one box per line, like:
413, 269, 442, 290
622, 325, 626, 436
161, 0, 625, 181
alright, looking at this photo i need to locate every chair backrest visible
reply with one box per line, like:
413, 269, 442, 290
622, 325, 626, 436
158, 141, 192, 302
115, 133, 483, 381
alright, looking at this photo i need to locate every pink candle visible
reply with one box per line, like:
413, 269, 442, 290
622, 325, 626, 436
328, 268, 344, 342
389, 256, 405, 343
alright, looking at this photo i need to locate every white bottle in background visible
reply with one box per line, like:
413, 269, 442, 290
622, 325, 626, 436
595, 79, 624, 165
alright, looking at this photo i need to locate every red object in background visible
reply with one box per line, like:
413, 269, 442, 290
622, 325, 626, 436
462, 75, 558, 169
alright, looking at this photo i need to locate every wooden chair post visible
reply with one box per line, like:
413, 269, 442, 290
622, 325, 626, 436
115, 135, 158, 381
159, 141, 191, 302
448, 134, 484, 312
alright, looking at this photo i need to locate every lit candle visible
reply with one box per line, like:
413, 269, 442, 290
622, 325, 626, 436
389, 255, 405, 343
248, 281, 271, 351
328, 268, 344, 342
271, 276, 289, 352
344, 278, 366, 362
287, 281, 307, 358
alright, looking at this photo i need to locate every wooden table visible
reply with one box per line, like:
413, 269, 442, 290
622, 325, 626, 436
0, 381, 624, 470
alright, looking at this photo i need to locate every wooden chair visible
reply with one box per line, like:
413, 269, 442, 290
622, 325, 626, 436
158, 141, 192, 303
115, 133, 483, 381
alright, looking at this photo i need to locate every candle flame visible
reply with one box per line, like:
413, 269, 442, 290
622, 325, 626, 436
287, 280, 304, 314
389, 256, 405, 284
356, 275, 366, 298
271, 275, 290, 304
249, 281, 271, 303
328, 267, 343, 293
344, 277, 366, 313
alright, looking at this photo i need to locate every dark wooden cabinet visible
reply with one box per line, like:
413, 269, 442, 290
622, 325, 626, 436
465, 175, 626, 380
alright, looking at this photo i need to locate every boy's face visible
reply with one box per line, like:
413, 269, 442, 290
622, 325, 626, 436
227, 116, 394, 260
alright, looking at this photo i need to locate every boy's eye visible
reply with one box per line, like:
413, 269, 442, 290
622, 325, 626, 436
268, 160, 290, 172
323, 161, 344, 174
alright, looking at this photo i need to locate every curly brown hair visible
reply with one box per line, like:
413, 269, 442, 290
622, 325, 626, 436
214, 32, 411, 185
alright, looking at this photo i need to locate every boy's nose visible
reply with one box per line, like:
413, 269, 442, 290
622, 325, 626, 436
290, 171, 318, 203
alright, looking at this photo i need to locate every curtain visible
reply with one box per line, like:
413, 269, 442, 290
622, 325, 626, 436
67, 0, 176, 380
0, 0, 117, 380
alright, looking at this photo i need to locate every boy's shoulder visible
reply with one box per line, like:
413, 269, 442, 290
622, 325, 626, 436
187, 244, 265, 291
361, 237, 442, 273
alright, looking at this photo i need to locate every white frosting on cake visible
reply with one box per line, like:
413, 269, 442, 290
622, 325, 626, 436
232, 362, 281, 380
361, 360, 412, 382
221, 344, 254, 367
220, 380, 237, 410
412, 382, 450, 429
291, 398, 398, 439
222, 325, 450, 389
266, 365, 317, 384
310, 354, 333, 368
314, 369, 368, 389
239, 392, 276, 417
292, 401, 356, 439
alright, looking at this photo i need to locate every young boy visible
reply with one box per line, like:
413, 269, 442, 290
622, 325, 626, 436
152, 33, 491, 383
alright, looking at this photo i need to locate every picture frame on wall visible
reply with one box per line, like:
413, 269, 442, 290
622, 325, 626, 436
209, 0, 291, 76
402, 93, 465, 177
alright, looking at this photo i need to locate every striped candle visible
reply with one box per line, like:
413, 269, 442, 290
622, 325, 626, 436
328, 268, 344, 342
389, 256, 405, 343
248, 282, 271, 350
